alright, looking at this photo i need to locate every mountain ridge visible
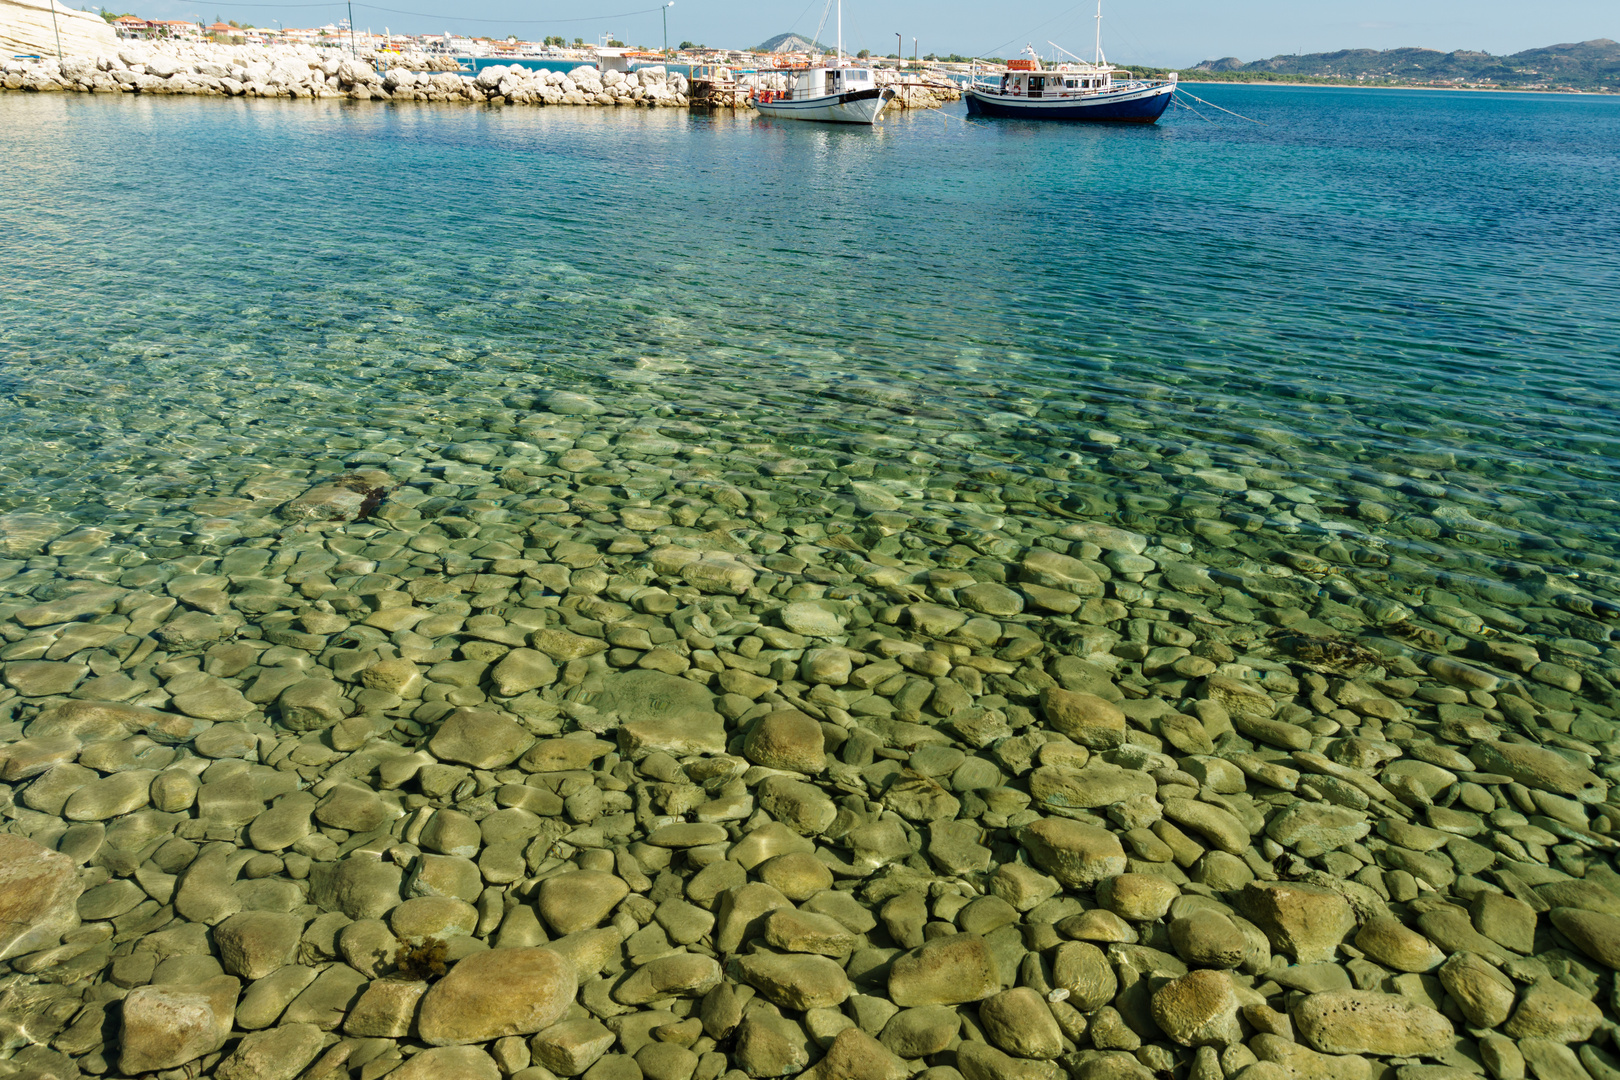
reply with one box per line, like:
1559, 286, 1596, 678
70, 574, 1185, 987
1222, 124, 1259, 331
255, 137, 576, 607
1191, 38, 1618, 90
750, 32, 831, 54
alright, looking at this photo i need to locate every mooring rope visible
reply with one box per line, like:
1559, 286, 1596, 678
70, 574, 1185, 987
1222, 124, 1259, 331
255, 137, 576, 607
1174, 87, 1264, 124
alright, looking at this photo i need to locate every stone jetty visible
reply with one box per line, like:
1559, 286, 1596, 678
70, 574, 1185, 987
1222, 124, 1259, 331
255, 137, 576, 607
0, 41, 959, 109
0, 385, 1615, 1080
0, 43, 694, 106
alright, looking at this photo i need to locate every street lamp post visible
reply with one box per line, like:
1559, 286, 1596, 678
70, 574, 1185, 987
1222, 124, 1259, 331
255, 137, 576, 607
662, 2, 673, 58
895, 32, 901, 71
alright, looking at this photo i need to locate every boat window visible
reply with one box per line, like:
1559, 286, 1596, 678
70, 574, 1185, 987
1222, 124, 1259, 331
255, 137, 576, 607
1065, 79, 1076, 88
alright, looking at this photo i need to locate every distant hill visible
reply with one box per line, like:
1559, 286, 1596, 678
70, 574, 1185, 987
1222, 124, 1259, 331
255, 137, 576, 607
1191, 38, 1619, 91
750, 32, 829, 54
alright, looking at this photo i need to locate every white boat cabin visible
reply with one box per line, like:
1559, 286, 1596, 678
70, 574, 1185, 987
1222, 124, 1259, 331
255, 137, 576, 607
783, 65, 875, 100
994, 63, 1118, 98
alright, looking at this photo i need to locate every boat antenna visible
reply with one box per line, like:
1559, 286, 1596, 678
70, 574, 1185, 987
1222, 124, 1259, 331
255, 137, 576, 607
1094, 0, 1105, 66
1047, 40, 1090, 65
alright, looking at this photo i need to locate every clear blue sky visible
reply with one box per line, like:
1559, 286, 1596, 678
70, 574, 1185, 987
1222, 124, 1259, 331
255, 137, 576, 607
135, 0, 1613, 66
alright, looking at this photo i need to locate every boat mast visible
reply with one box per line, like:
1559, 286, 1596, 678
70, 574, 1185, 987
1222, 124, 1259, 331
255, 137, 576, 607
1094, 0, 1103, 66
837, 0, 842, 62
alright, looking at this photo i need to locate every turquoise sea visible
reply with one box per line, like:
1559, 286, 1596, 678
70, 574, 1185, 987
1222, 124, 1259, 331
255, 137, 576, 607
5, 78, 1620, 1077
5, 87, 1619, 645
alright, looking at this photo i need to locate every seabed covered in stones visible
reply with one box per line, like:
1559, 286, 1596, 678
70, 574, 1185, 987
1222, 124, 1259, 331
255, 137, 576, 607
0, 373, 1615, 1080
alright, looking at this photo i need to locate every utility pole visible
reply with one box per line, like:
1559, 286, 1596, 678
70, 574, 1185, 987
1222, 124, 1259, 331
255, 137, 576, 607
48, 0, 63, 63
347, 0, 356, 57
663, 1, 673, 58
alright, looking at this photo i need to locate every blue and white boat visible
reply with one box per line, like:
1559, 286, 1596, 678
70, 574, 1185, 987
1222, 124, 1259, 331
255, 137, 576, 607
964, 6, 1176, 124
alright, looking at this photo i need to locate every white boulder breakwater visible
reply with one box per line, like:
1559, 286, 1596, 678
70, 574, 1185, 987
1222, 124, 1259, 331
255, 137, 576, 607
0, 43, 693, 106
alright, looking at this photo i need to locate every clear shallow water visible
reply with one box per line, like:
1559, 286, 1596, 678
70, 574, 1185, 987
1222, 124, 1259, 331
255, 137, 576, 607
2, 86, 1619, 689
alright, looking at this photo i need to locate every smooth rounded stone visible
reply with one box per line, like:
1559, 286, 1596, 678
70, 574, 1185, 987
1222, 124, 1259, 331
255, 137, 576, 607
613, 952, 723, 1005
5, 660, 88, 697
214, 911, 303, 980
309, 856, 404, 921
249, 792, 316, 851
281, 964, 369, 1030
762, 908, 856, 957
799, 1026, 907, 1080
929, 820, 994, 877
1029, 762, 1154, 812
171, 682, 256, 722
1470, 892, 1536, 953
735, 952, 852, 1010
1436, 951, 1515, 1028
889, 934, 1001, 1007
756, 853, 834, 901
174, 845, 242, 926
345, 979, 430, 1038
1099, 874, 1179, 921
62, 768, 155, 821
1354, 916, 1445, 973
1161, 798, 1249, 856
956, 1041, 1066, 1080
647, 822, 729, 849
1517, 1040, 1588, 1080
1237, 882, 1355, 964
1052, 941, 1119, 1010
1250, 1034, 1370, 1080
530, 1017, 617, 1075
734, 1010, 814, 1077
545, 926, 624, 982
390, 896, 478, 940
539, 870, 628, 934
980, 987, 1063, 1059
361, 657, 425, 698
119, 975, 241, 1074
1538, 880, 1620, 916
1293, 990, 1454, 1057
215, 1022, 325, 1080
730, 822, 815, 870
196, 771, 267, 827
1467, 741, 1605, 800
989, 863, 1061, 913
429, 707, 534, 770
277, 678, 351, 732
742, 710, 826, 775
1548, 907, 1620, 968
407, 854, 485, 903
1503, 977, 1602, 1042
1152, 969, 1242, 1047
417, 946, 575, 1046
522, 737, 615, 773
1039, 688, 1127, 749
76, 878, 144, 921
314, 781, 391, 833
880, 1005, 961, 1059
489, 649, 558, 696
1170, 909, 1249, 970
1020, 818, 1128, 890
421, 809, 483, 858
392, 1045, 503, 1080
758, 775, 838, 835
0, 834, 83, 961
595, 670, 725, 758
779, 601, 848, 639
235, 962, 319, 1029
1266, 803, 1370, 855
0, 733, 82, 781
339, 919, 399, 978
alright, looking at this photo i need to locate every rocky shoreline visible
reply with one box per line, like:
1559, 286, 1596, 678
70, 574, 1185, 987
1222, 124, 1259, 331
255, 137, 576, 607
0, 380, 1614, 1080
0, 42, 961, 109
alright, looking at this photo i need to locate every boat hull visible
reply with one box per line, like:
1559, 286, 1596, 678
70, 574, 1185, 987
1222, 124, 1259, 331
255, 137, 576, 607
963, 82, 1173, 123
754, 87, 893, 125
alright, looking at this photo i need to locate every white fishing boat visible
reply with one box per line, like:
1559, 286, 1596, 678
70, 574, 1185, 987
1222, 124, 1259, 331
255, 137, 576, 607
751, 0, 894, 124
